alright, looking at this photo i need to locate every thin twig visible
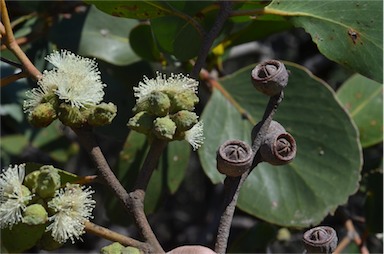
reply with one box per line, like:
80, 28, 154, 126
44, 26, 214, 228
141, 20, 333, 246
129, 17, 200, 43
84, 221, 148, 251
1, 71, 28, 86
1, 56, 23, 68
1, 0, 42, 80
215, 154, 262, 253
229, 8, 265, 17
73, 127, 165, 253
127, 138, 168, 253
333, 219, 369, 254
191, 1, 233, 78
214, 92, 284, 253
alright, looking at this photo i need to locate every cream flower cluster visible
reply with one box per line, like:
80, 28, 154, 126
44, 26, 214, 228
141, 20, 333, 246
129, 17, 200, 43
129, 72, 204, 150
0, 164, 95, 245
134, 72, 198, 103
24, 50, 106, 113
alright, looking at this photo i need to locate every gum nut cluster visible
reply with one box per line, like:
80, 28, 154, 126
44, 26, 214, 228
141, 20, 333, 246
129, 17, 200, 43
23, 50, 117, 128
0, 164, 96, 251
128, 72, 204, 150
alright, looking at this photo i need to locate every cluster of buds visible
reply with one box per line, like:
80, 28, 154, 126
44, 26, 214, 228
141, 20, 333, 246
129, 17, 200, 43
0, 164, 95, 252
23, 50, 117, 128
128, 73, 204, 150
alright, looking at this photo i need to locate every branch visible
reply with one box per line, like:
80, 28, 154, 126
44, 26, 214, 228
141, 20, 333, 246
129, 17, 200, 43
191, 1, 232, 78
1, 0, 42, 80
127, 138, 168, 253
1, 71, 28, 87
215, 154, 262, 253
214, 92, 284, 253
84, 221, 148, 251
73, 127, 165, 253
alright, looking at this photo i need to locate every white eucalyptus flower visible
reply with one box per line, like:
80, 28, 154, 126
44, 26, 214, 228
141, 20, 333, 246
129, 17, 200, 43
46, 183, 96, 244
23, 86, 52, 114
133, 72, 198, 103
24, 50, 106, 113
0, 164, 33, 229
184, 121, 204, 151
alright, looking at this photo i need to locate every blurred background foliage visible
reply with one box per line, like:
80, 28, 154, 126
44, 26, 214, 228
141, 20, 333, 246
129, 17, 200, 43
1, 0, 382, 253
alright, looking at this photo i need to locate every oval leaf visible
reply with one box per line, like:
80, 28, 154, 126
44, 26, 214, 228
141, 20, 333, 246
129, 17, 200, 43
89, 1, 171, 19
265, 0, 383, 83
129, 24, 162, 61
105, 131, 190, 225
199, 62, 362, 227
78, 5, 140, 66
166, 141, 190, 194
151, 16, 203, 61
337, 74, 383, 148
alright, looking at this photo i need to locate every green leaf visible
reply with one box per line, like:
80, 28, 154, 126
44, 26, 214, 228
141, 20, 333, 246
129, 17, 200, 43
151, 16, 203, 61
222, 19, 293, 48
105, 131, 190, 225
1, 135, 28, 155
31, 121, 77, 163
78, 5, 140, 66
337, 74, 383, 148
265, 0, 383, 83
129, 24, 162, 62
88, 1, 171, 19
166, 141, 190, 194
228, 222, 276, 253
0, 104, 24, 123
199, 62, 362, 227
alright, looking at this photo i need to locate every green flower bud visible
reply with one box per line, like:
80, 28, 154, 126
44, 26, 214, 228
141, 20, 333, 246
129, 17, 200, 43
168, 90, 199, 113
28, 102, 57, 127
171, 110, 198, 131
132, 98, 150, 113
88, 102, 117, 126
21, 185, 33, 205
58, 103, 88, 128
128, 111, 155, 135
153, 116, 176, 140
41, 92, 60, 109
101, 242, 141, 254
147, 91, 171, 116
101, 242, 124, 254
24, 166, 61, 199
22, 204, 48, 225
37, 231, 63, 251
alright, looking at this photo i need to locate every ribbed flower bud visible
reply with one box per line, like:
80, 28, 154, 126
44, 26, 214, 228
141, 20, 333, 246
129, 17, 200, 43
171, 110, 198, 131
28, 103, 57, 127
127, 111, 155, 135
58, 103, 88, 128
168, 90, 199, 113
153, 116, 177, 140
147, 91, 171, 116
87, 102, 117, 126
251, 60, 289, 96
24, 165, 61, 199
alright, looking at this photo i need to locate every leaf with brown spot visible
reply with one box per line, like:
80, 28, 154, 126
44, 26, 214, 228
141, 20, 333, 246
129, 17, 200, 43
265, 0, 383, 83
